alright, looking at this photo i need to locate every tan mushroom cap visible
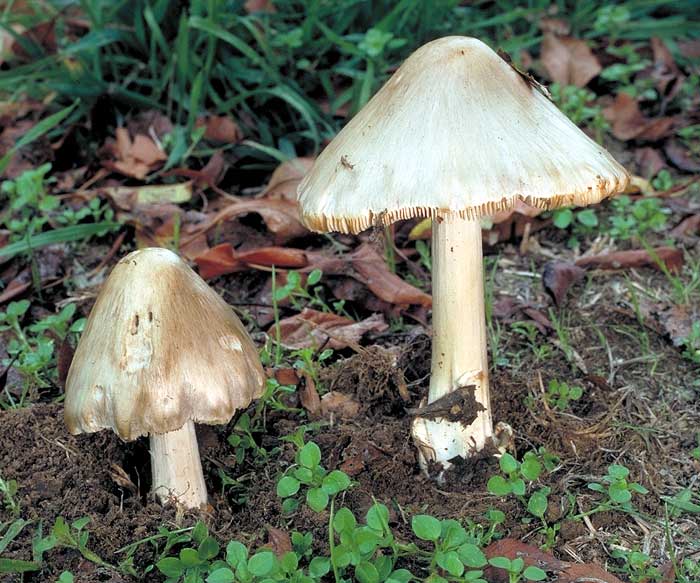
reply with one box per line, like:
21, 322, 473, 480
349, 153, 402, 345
64, 247, 265, 441
298, 36, 630, 234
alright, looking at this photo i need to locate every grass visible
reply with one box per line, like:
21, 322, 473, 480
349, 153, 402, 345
1, 1, 699, 167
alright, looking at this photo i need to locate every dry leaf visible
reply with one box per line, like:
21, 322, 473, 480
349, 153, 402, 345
634, 147, 667, 178
541, 33, 601, 87
195, 244, 310, 279
576, 246, 683, 273
484, 539, 625, 583
350, 244, 432, 307
542, 261, 585, 306
276, 308, 387, 350
102, 182, 192, 210
103, 128, 167, 179
603, 93, 675, 141
262, 157, 315, 199
664, 139, 700, 172
670, 214, 700, 238
266, 527, 292, 557
320, 392, 361, 419
299, 372, 321, 416
196, 115, 242, 144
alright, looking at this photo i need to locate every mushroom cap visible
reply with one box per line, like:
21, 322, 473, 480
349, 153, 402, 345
64, 248, 265, 441
298, 36, 629, 234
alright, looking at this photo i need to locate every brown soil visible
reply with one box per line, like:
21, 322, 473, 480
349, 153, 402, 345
2, 285, 698, 582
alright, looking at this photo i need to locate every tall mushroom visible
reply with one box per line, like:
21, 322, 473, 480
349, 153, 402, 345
64, 247, 264, 508
297, 37, 629, 469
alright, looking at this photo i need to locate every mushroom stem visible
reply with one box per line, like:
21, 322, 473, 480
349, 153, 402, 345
150, 421, 208, 509
412, 217, 493, 468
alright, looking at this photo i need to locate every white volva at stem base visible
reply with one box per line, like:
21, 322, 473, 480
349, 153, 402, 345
412, 217, 493, 469
150, 421, 208, 509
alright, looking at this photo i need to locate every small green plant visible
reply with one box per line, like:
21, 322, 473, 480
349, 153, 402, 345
0, 164, 115, 244
680, 321, 700, 364
550, 83, 609, 142
0, 301, 85, 408
551, 207, 598, 248
608, 196, 669, 241
411, 515, 488, 582
273, 269, 344, 315
585, 464, 648, 514
651, 169, 674, 191
487, 452, 542, 498
610, 548, 661, 583
154, 520, 329, 583
487, 556, 546, 582
511, 322, 552, 363
276, 441, 352, 513
0, 473, 19, 517
544, 379, 583, 411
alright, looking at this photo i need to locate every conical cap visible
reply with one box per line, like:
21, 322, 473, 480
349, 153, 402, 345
65, 248, 265, 441
298, 36, 629, 234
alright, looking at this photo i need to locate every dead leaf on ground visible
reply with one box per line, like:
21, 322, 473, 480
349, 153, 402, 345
195, 244, 309, 279
273, 368, 299, 386
299, 372, 321, 416
276, 308, 387, 350
634, 147, 667, 178
650, 37, 684, 98
102, 128, 167, 179
576, 246, 683, 273
541, 33, 601, 87
320, 392, 361, 419
664, 139, 700, 172
261, 157, 315, 200
603, 93, 675, 141
265, 527, 292, 557
350, 244, 432, 307
670, 214, 700, 239
542, 261, 586, 306
244, 0, 275, 13
196, 115, 242, 144
102, 182, 192, 210
183, 198, 307, 246
484, 539, 625, 583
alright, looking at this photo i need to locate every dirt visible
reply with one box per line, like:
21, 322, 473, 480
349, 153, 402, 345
2, 274, 698, 582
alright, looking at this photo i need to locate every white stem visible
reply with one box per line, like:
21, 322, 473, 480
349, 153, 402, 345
412, 217, 493, 468
150, 421, 208, 509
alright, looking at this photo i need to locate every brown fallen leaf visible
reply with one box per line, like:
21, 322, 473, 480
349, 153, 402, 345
634, 147, 667, 178
299, 372, 321, 416
542, 261, 586, 306
321, 392, 361, 419
262, 157, 315, 199
670, 214, 700, 239
196, 115, 242, 144
265, 527, 292, 557
603, 93, 675, 141
245, 0, 275, 13
484, 539, 625, 583
102, 128, 167, 179
183, 198, 307, 246
276, 308, 388, 350
273, 368, 299, 386
664, 138, 700, 172
350, 244, 432, 307
576, 246, 683, 273
658, 304, 694, 347
195, 244, 310, 279
650, 37, 684, 99
541, 33, 601, 87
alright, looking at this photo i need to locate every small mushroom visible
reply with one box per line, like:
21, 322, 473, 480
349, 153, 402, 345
64, 247, 264, 508
297, 37, 629, 469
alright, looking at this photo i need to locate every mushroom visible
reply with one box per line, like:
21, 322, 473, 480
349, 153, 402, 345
297, 37, 629, 469
64, 247, 264, 508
